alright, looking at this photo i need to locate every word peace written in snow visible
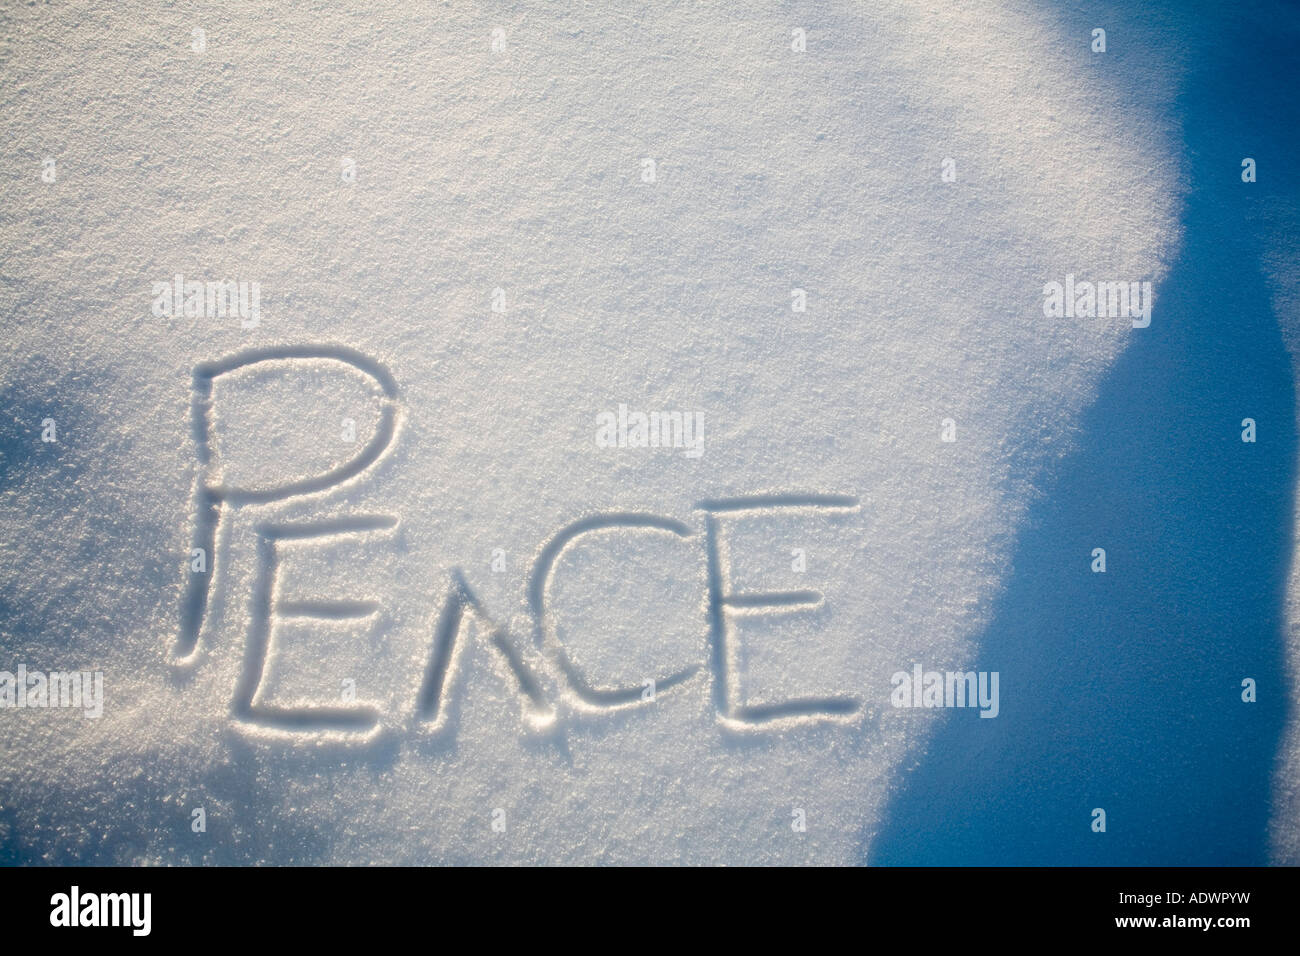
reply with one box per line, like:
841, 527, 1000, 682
173, 346, 862, 740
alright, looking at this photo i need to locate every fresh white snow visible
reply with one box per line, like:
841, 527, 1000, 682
7, 0, 1292, 865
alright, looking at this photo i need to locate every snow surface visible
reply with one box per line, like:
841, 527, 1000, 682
0, 0, 1295, 865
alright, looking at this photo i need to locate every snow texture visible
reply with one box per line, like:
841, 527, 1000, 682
0, 0, 1295, 865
